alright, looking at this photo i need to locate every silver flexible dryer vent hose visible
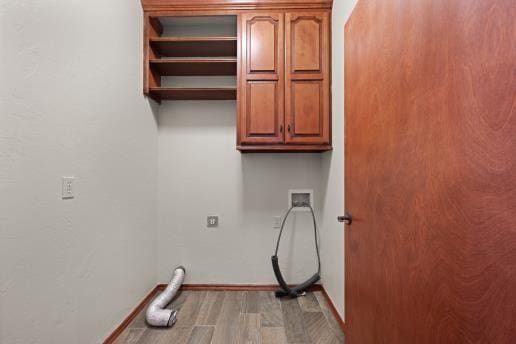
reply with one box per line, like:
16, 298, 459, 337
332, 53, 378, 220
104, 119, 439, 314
145, 266, 185, 327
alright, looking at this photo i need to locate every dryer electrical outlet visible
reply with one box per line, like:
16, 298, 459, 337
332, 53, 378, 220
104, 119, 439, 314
207, 216, 219, 228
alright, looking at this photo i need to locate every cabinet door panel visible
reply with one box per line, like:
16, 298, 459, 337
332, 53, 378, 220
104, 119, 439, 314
291, 81, 323, 135
291, 17, 322, 73
244, 13, 283, 80
285, 12, 330, 144
247, 82, 279, 136
239, 13, 284, 144
248, 19, 278, 73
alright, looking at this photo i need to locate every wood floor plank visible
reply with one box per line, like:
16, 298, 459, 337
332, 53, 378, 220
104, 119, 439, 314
175, 291, 206, 328
167, 290, 190, 312
303, 311, 341, 344
280, 298, 311, 343
262, 327, 288, 344
298, 293, 321, 312
128, 307, 149, 329
186, 326, 214, 344
155, 327, 193, 344
113, 291, 344, 344
134, 325, 196, 344
313, 292, 344, 343
211, 291, 245, 344
112, 328, 145, 344
242, 291, 260, 313
196, 291, 225, 325
238, 313, 261, 344
259, 291, 284, 327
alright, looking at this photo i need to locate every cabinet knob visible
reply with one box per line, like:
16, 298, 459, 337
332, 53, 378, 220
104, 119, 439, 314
287, 124, 291, 133
280, 125, 283, 133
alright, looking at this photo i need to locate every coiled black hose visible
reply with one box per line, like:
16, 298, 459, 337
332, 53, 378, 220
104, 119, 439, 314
271, 203, 321, 298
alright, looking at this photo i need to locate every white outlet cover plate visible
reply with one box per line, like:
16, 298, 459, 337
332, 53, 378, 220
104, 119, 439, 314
288, 189, 314, 212
273, 216, 282, 228
62, 177, 75, 199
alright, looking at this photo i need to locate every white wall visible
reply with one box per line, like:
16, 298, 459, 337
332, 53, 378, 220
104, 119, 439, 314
158, 101, 326, 284
319, 0, 359, 319
0, 1, 158, 343
0, 2, 358, 342
157, 2, 358, 320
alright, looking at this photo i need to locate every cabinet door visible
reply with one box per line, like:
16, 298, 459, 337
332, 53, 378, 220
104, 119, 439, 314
239, 13, 284, 145
285, 12, 330, 145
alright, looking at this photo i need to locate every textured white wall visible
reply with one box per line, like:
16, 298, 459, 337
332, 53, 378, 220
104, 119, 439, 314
1, 2, 358, 342
319, 0, 359, 319
157, 101, 325, 284
157, 2, 358, 320
0, 1, 158, 343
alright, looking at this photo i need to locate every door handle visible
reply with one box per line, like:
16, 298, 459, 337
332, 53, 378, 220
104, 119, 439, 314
338, 212, 352, 225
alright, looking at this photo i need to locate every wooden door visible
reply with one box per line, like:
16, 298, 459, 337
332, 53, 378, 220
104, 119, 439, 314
285, 12, 330, 145
345, 0, 516, 343
239, 13, 284, 145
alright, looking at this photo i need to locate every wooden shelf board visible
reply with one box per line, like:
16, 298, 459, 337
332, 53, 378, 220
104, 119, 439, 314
150, 58, 237, 76
237, 144, 332, 153
149, 87, 236, 100
150, 37, 237, 57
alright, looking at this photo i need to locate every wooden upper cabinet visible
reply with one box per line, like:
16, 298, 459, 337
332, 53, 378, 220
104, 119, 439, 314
285, 12, 330, 145
239, 13, 285, 145
237, 10, 331, 152
140, 0, 333, 152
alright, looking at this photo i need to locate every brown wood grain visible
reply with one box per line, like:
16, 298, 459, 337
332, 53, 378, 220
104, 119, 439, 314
149, 87, 237, 101
285, 12, 330, 145
150, 58, 237, 76
143, 15, 163, 103
150, 36, 237, 57
344, 0, 516, 343
237, 144, 332, 152
140, 1, 333, 152
239, 13, 285, 145
141, 0, 334, 12
105, 287, 341, 344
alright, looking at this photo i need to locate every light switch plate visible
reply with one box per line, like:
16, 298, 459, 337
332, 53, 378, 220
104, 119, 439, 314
207, 216, 219, 228
62, 177, 74, 199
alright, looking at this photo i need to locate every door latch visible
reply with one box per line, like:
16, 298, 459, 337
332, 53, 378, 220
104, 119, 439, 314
337, 212, 352, 225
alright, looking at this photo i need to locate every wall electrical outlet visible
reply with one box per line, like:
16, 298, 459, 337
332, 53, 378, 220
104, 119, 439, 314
62, 177, 75, 199
207, 216, 219, 228
273, 216, 282, 228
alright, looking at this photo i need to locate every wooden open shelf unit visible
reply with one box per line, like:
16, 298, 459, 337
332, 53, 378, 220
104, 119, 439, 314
150, 58, 237, 76
149, 87, 236, 100
144, 16, 238, 102
140, 0, 334, 153
150, 37, 237, 57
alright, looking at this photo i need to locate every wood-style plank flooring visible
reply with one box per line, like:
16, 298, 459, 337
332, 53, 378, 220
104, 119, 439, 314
113, 291, 344, 344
